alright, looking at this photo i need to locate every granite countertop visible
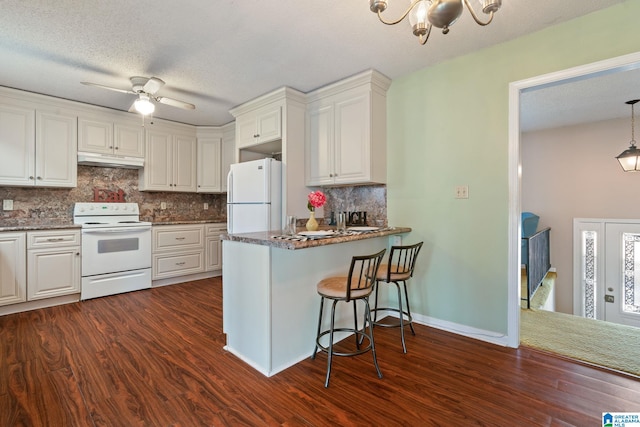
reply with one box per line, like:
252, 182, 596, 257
0, 219, 81, 232
0, 219, 227, 232
221, 226, 411, 250
151, 219, 226, 226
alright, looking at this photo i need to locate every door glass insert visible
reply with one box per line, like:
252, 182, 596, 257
582, 230, 597, 319
622, 233, 640, 314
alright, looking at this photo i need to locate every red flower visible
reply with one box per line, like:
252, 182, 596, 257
307, 191, 326, 211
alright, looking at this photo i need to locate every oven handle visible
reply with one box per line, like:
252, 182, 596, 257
82, 227, 151, 234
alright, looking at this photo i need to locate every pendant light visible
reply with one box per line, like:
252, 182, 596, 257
616, 99, 640, 172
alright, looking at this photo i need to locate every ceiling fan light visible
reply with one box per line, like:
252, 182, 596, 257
134, 95, 155, 116
479, 0, 501, 14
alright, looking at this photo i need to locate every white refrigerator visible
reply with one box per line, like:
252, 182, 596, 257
227, 158, 282, 234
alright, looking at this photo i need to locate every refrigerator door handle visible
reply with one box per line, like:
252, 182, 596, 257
227, 169, 233, 233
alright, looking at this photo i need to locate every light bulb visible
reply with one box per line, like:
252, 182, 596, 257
409, 0, 430, 36
134, 95, 155, 116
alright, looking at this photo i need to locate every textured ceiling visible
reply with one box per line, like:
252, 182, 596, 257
0, 0, 630, 127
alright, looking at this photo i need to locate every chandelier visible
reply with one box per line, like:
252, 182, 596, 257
616, 99, 640, 172
369, 0, 502, 45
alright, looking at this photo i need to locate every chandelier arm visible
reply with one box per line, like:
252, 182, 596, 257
462, 0, 495, 26
376, 0, 422, 26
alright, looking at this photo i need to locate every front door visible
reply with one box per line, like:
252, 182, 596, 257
605, 222, 640, 328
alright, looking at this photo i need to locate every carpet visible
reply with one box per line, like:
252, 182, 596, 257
521, 308, 640, 377
521, 270, 554, 309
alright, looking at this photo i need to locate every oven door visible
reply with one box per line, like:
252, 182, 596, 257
81, 226, 151, 276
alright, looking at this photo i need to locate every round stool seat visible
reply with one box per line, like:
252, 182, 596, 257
317, 276, 373, 300
375, 264, 412, 282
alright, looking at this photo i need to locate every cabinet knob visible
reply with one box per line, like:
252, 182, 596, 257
109, 146, 114, 149
254, 134, 259, 138
29, 176, 34, 180
37, 176, 42, 180
114, 146, 118, 150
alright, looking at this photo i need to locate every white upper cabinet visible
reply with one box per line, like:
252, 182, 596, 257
139, 125, 197, 192
305, 70, 390, 186
220, 122, 235, 193
78, 115, 144, 158
236, 105, 282, 149
196, 127, 222, 193
0, 95, 77, 188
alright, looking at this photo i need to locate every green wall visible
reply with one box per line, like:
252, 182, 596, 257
387, 1, 640, 335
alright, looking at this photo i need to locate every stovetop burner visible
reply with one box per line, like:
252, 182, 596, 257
73, 202, 151, 229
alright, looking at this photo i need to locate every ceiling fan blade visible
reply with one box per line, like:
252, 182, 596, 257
143, 77, 165, 95
128, 101, 137, 113
157, 96, 195, 110
81, 81, 135, 95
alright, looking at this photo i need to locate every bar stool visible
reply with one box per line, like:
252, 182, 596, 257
372, 242, 423, 353
311, 248, 386, 388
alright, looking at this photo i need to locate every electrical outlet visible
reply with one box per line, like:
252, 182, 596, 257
204, 202, 209, 210
3, 200, 13, 211
391, 235, 402, 246
455, 185, 469, 199
161, 202, 167, 210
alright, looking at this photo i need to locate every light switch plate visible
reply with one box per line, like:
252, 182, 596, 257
3, 200, 13, 211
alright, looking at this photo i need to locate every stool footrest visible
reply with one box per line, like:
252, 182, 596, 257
316, 328, 373, 357
371, 307, 413, 328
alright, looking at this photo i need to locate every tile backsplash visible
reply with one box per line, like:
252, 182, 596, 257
0, 166, 387, 226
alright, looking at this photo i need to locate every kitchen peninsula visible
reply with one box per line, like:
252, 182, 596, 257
221, 226, 411, 376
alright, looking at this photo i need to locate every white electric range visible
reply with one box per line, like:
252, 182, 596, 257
73, 202, 152, 300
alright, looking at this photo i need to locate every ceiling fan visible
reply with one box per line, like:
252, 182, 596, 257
81, 76, 195, 116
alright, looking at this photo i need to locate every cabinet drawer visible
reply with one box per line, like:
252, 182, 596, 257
152, 251, 205, 279
206, 223, 226, 236
153, 225, 204, 251
27, 230, 81, 249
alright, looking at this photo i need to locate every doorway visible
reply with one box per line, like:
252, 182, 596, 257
507, 52, 640, 347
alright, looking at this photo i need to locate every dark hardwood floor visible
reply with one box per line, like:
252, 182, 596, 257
1, 277, 639, 426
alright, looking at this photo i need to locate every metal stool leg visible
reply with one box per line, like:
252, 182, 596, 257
364, 298, 382, 379
325, 300, 338, 388
311, 297, 325, 359
403, 281, 416, 336
395, 281, 407, 353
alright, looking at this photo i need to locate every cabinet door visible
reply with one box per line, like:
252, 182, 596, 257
0, 233, 26, 306
35, 111, 77, 187
173, 134, 197, 192
27, 246, 81, 300
114, 123, 145, 157
142, 129, 173, 191
197, 137, 221, 193
305, 103, 334, 186
221, 123, 235, 192
0, 103, 35, 186
256, 106, 281, 143
78, 118, 113, 154
205, 236, 222, 271
236, 115, 257, 149
333, 93, 370, 184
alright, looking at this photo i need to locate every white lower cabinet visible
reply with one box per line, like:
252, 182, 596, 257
0, 229, 80, 308
152, 223, 225, 281
0, 233, 27, 306
206, 223, 226, 271
152, 224, 205, 280
26, 230, 81, 300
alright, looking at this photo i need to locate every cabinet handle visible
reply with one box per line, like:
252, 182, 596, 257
46, 238, 65, 242
175, 237, 186, 240
254, 133, 259, 138
176, 262, 186, 266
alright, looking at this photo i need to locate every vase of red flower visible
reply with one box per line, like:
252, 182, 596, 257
306, 191, 326, 231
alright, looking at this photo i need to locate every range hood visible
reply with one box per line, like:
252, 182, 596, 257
77, 152, 144, 169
